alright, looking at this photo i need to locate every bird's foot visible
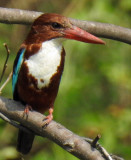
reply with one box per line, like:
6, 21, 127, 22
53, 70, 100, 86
43, 108, 53, 128
23, 104, 33, 118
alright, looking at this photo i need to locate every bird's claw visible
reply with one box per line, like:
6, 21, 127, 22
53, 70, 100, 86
42, 108, 53, 128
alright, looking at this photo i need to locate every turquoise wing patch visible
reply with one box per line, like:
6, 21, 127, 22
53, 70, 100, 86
12, 48, 26, 93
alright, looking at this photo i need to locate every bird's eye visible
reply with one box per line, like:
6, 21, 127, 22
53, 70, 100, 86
51, 22, 62, 29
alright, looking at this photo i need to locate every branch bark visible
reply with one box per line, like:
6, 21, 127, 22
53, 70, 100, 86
0, 96, 110, 160
0, 7, 131, 44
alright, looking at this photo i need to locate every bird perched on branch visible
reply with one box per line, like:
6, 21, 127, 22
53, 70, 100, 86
12, 13, 105, 154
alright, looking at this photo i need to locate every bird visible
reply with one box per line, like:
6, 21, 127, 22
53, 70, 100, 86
12, 13, 105, 155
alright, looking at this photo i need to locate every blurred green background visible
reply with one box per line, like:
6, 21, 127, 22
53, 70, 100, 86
0, 0, 131, 160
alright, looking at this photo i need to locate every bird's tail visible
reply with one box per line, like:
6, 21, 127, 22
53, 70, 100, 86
17, 128, 35, 154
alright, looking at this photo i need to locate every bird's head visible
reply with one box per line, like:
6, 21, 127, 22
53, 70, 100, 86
25, 13, 105, 44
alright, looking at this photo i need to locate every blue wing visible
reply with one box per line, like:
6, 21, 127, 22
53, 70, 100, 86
12, 48, 26, 95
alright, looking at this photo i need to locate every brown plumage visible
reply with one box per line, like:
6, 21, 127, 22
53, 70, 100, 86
17, 47, 65, 113
13, 13, 105, 155
25, 13, 71, 44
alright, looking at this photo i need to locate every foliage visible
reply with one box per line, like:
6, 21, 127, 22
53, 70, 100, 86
0, 0, 131, 160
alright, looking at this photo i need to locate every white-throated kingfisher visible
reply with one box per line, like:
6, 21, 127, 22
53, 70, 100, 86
12, 13, 105, 154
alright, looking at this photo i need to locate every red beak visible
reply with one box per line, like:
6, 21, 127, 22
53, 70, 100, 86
64, 25, 105, 44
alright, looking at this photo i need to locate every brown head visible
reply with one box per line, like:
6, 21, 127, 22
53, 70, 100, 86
25, 13, 105, 44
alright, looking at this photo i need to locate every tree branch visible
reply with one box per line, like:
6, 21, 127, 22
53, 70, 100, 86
0, 96, 105, 160
0, 7, 130, 44
0, 96, 124, 160
0, 7, 42, 25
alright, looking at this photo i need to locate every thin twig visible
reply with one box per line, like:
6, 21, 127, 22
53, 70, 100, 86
0, 71, 13, 94
0, 43, 12, 94
111, 155, 125, 160
0, 43, 10, 83
97, 144, 113, 160
84, 136, 113, 160
91, 134, 101, 148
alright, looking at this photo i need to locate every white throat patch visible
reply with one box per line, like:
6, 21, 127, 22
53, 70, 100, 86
25, 38, 63, 89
